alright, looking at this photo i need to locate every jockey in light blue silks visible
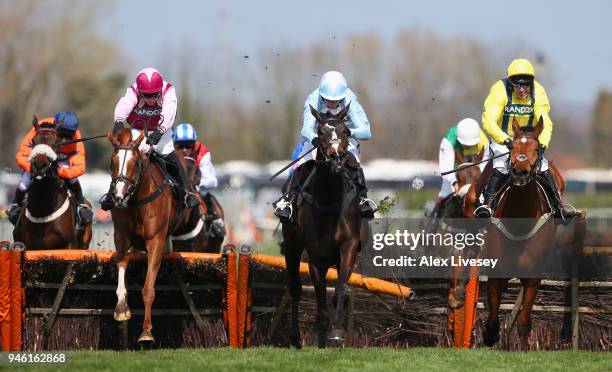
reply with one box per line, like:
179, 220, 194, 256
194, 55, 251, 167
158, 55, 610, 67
273, 71, 376, 222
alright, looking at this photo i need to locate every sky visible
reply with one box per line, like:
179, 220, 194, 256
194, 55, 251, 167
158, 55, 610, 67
102, 0, 611, 106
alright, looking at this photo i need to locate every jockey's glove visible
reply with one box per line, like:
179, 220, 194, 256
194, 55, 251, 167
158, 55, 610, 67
311, 137, 320, 148
148, 129, 163, 145
112, 120, 125, 134
503, 138, 513, 150
537, 144, 546, 158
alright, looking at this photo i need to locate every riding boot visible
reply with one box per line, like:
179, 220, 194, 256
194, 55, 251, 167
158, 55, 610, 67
426, 197, 445, 234
6, 188, 26, 226
68, 181, 93, 225
163, 151, 199, 208
475, 169, 507, 218
273, 172, 300, 224
353, 166, 376, 219
541, 169, 575, 220
203, 192, 225, 237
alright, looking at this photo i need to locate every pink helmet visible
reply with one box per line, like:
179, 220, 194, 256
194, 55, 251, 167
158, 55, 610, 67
136, 67, 163, 94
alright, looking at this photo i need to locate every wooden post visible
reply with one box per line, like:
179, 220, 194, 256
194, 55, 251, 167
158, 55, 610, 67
42, 261, 74, 348
504, 287, 524, 349
347, 290, 355, 343
571, 275, 579, 350
267, 289, 290, 340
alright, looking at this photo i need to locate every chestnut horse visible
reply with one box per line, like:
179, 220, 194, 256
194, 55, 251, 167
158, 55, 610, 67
480, 118, 560, 350
13, 117, 92, 249
107, 128, 193, 345
283, 104, 361, 348
171, 155, 225, 253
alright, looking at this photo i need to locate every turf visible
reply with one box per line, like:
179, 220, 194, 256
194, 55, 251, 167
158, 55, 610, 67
4, 347, 611, 372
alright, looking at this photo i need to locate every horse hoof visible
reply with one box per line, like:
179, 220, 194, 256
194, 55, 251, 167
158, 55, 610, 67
328, 329, 345, 341
114, 306, 131, 321
138, 330, 155, 346
482, 330, 500, 347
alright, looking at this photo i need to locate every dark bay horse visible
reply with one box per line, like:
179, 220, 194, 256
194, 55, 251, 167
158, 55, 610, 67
13, 117, 92, 249
107, 128, 193, 345
171, 154, 225, 253
480, 118, 560, 350
283, 104, 362, 348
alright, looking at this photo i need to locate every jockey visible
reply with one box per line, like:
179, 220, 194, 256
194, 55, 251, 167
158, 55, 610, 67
172, 123, 224, 236
475, 58, 570, 219
427, 118, 489, 232
6, 112, 93, 225
100, 67, 199, 210
273, 71, 375, 222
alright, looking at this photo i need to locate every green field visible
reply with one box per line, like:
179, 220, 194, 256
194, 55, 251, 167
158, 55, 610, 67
4, 347, 610, 372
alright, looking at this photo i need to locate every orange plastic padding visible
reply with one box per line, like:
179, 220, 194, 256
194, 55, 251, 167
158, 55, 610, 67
10, 249, 22, 351
252, 253, 411, 297
225, 251, 238, 348
24, 250, 222, 264
453, 264, 480, 349
0, 249, 11, 351
252, 253, 414, 299
236, 254, 251, 348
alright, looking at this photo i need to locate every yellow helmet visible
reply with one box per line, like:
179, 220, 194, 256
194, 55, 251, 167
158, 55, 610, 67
507, 59, 535, 78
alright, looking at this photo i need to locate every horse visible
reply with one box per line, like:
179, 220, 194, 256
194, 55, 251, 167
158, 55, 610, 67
170, 153, 226, 253
438, 148, 484, 309
107, 127, 194, 345
13, 117, 92, 250
479, 117, 561, 350
283, 103, 362, 348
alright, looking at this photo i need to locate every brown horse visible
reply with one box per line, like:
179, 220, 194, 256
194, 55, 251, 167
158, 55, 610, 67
283, 104, 361, 348
480, 118, 560, 350
107, 128, 193, 345
170, 154, 225, 253
13, 117, 92, 249
443, 148, 484, 308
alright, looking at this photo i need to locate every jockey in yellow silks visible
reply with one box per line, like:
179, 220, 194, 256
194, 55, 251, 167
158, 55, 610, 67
474, 58, 570, 219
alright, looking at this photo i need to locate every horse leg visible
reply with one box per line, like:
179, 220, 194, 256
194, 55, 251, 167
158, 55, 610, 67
309, 261, 330, 348
516, 278, 541, 351
114, 253, 131, 321
330, 239, 359, 342
138, 236, 164, 345
483, 278, 504, 346
284, 238, 303, 349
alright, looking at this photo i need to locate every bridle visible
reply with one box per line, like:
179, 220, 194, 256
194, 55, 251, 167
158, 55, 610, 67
109, 144, 146, 204
316, 120, 350, 165
31, 127, 61, 180
507, 134, 543, 185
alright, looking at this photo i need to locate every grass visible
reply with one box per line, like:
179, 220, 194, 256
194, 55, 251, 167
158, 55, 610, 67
5, 347, 611, 372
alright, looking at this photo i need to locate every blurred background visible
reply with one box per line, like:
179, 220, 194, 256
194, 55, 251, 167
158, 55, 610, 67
1, 0, 611, 251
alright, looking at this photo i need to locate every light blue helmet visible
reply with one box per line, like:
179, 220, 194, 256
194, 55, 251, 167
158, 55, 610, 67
173, 123, 197, 142
319, 71, 348, 101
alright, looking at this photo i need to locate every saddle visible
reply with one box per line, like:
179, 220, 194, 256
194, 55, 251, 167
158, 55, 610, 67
489, 173, 556, 214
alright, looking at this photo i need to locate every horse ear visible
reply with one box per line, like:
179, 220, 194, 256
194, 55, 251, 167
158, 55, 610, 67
32, 116, 39, 131
474, 148, 484, 163
133, 131, 145, 148
337, 102, 351, 120
511, 117, 522, 137
107, 131, 119, 148
310, 105, 324, 123
534, 115, 544, 138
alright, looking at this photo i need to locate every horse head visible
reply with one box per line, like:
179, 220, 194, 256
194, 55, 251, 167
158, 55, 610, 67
29, 116, 60, 180
509, 117, 544, 187
309, 103, 351, 175
107, 128, 145, 207
455, 148, 484, 198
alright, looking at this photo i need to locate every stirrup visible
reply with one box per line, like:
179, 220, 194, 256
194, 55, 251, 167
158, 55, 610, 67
360, 198, 377, 211
474, 205, 492, 218
184, 191, 199, 208
273, 198, 293, 221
